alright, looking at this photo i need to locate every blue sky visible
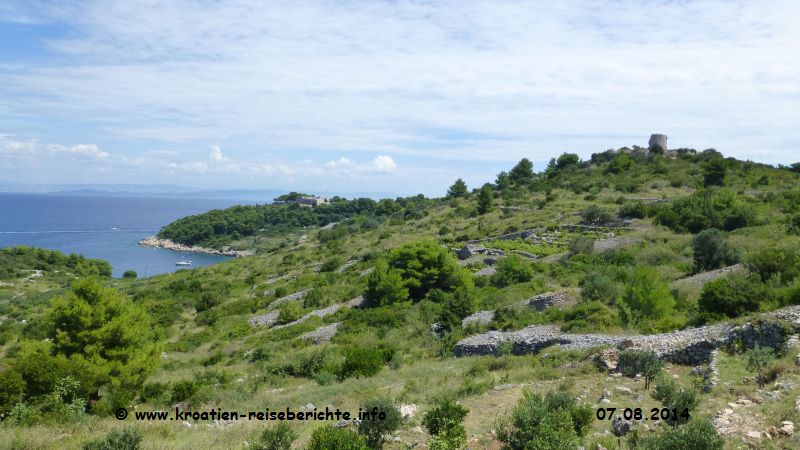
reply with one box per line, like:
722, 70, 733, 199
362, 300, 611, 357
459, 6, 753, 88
1, 1, 799, 197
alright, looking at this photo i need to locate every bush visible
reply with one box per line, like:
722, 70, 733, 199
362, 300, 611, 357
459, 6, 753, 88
358, 399, 402, 449
423, 399, 469, 449
697, 274, 768, 320
580, 272, 618, 304
122, 270, 137, 279
0, 368, 25, 414
303, 287, 327, 308
568, 236, 595, 256
745, 346, 775, 388
617, 350, 663, 390
619, 201, 649, 219
619, 266, 676, 330
83, 428, 143, 450
434, 287, 477, 332
496, 390, 591, 450
320, 256, 344, 272
636, 420, 723, 450
561, 301, 619, 333
491, 255, 534, 287
386, 241, 473, 301
447, 179, 469, 198
746, 243, 800, 283
277, 301, 303, 324
307, 426, 368, 450
338, 346, 384, 380
692, 229, 739, 273
650, 377, 698, 425
248, 423, 297, 450
655, 188, 759, 233
581, 205, 613, 225
364, 260, 409, 306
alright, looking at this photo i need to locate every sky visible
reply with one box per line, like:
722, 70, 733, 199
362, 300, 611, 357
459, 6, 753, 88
1, 1, 799, 197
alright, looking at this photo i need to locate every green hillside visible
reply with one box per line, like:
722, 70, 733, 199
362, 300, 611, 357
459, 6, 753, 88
3, 146, 800, 449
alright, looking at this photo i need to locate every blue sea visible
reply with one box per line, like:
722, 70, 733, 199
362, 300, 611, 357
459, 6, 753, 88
0, 193, 252, 278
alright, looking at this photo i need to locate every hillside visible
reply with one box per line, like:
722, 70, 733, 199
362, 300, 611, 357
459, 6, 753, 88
3, 146, 800, 449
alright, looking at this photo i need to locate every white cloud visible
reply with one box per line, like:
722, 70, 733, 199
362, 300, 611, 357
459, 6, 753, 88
372, 155, 397, 173
210, 145, 229, 162
61, 143, 109, 159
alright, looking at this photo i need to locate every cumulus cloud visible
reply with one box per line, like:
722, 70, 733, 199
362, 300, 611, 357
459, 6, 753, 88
61, 144, 110, 159
210, 145, 229, 162
372, 155, 397, 173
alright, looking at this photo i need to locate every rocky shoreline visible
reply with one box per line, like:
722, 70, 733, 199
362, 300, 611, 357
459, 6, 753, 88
137, 236, 254, 258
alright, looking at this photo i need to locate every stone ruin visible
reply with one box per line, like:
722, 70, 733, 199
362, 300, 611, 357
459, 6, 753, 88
648, 133, 668, 152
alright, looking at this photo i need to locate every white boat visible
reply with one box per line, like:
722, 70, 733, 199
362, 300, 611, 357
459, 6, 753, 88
175, 260, 192, 266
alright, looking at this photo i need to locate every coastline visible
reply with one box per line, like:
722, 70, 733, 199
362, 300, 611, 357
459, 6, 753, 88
137, 236, 254, 258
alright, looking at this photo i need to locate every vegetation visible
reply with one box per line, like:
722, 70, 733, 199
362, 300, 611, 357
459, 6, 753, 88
496, 390, 592, 450
248, 423, 297, 450
358, 399, 402, 449
745, 346, 776, 388
422, 399, 469, 450
617, 349, 663, 390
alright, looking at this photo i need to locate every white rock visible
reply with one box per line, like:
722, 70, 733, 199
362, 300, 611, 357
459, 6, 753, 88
400, 404, 418, 419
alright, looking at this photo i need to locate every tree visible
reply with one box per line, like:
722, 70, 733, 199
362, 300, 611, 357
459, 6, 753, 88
277, 301, 303, 324
122, 270, 137, 279
477, 183, 494, 215
358, 399, 402, 449
423, 400, 469, 450
556, 153, 580, 169
580, 272, 619, 304
495, 171, 511, 190
746, 346, 775, 388
650, 377, 698, 426
386, 241, 473, 301
606, 153, 632, 174
703, 159, 727, 187
42, 278, 159, 409
617, 350, 663, 390
619, 266, 676, 328
692, 229, 739, 273
509, 158, 534, 184
446, 179, 468, 198
568, 236, 595, 256
364, 260, 409, 306
435, 286, 477, 332
581, 205, 613, 225
496, 390, 591, 450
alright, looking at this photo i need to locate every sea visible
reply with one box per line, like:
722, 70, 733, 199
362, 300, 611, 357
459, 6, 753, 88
0, 192, 253, 278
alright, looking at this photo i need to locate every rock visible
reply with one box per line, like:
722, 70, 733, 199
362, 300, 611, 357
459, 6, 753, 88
746, 431, 762, 439
594, 349, 618, 371
183, 421, 192, 428
612, 418, 633, 437
248, 310, 280, 327
347, 295, 366, 308
137, 235, 252, 257
399, 404, 417, 419
269, 290, 310, 309
161, 352, 168, 359
615, 386, 634, 395
522, 291, 573, 311
780, 421, 794, 436
462, 310, 495, 328
474, 266, 497, 277
299, 323, 340, 344
596, 445, 608, 450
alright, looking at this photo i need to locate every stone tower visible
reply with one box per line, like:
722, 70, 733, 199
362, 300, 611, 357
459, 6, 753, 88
648, 134, 668, 152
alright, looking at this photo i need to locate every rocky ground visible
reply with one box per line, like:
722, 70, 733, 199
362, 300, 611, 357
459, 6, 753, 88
137, 236, 254, 257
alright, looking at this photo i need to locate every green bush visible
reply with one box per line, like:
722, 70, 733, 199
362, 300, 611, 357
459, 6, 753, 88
692, 229, 739, 273
568, 236, 595, 256
477, 184, 494, 215
248, 423, 297, 450
320, 256, 344, 272
745, 346, 775, 388
655, 188, 759, 233
580, 272, 619, 304
434, 287, 477, 332
636, 420, 723, 450
581, 205, 613, 225
697, 274, 768, 320
422, 399, 469, 440
277, 301, 303, 324
358, 399, 402, 449
491, 255, 534, 287
0, 368, 25, 414
122, 270, 137, 279
617, 350, 663, 390
496, 390, 591, 450
746, 243, 800, 283
338, 346, 384, 380
385, 241, 473, 301
447, 179, 469, 198
650, 377, 698, 425
561, 301, 619, 333
307, 426, 368, 450
83, 428, 143, 450
619, 266, 677, 330
364, 260, 410, 306
303, 287, 327, 308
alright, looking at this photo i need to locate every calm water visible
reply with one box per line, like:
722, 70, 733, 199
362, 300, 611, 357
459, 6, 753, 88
0, 193, 251, 278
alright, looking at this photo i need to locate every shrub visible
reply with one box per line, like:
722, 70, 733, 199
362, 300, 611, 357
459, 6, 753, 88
0, 368, 25, 414
561, 301, 619, 333
655, 188, 759, 233
277, 301, 303, 324
496, 390, 591, 450
303, 287, 326, 308
434, 287, 477, 332
568, 236, 595, 256
447, 179, 469, 198
307, 426, 368, 450
636, 419, 723, 450
650, 377, 698, 425
194, 291, 222, 312
422, 400, 469, 442
83, 428, 143, 450
248, 423, 297, 450
702, 158, 727, 187
619, 201, 649, 219
358, 399, 402, 449
745, 346, 775, 388
697, 274, 768, 320
491, 255, 534, 287
746, 243, 800, 283
320, 256, 344, 272
580, 272, 618, 304
122, 270, 137, 279
338, 347, 384, 380
692, 229, 739, 273
581, 205, 613, 225
617, 350, 663, 390
619, 266, 676, 329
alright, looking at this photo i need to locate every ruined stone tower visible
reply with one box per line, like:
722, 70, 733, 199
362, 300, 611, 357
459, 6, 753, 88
648, 134, 668, 152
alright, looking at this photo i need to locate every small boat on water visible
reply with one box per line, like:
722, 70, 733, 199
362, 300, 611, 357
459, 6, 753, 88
175, 260, 192, 266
